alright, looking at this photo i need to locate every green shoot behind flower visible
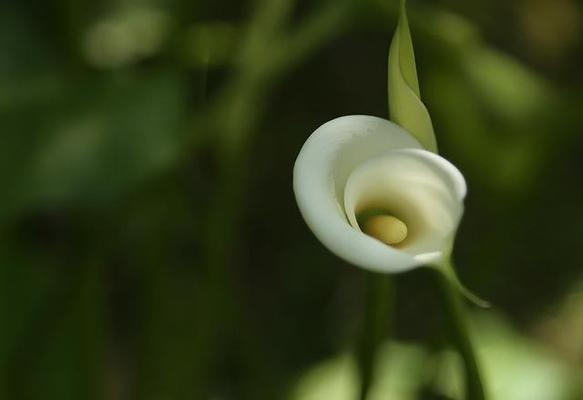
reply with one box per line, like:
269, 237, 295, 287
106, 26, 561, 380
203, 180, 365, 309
388, 0, 437, 152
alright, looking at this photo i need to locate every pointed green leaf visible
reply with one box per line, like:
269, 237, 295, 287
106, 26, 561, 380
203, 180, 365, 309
388, 0, 438, 152
441, 260, 490, 308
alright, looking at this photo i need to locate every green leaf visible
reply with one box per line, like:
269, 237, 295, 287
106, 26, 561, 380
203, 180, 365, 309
388, 0, 437, 152
0, 71, 189, 221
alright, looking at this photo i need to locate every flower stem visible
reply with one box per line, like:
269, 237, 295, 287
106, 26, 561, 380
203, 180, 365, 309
357, 273, 392, 400
433, 268, 487, 400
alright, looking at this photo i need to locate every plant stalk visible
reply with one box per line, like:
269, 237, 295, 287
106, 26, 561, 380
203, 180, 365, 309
434, 268, 487, 400
357, 273, 392, 400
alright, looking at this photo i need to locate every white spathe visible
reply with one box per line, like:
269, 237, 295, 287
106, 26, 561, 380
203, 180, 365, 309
293, 115, 466, 273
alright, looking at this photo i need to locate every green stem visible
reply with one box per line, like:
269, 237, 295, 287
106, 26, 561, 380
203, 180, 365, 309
433, 268, 487, 400
356, 273, 392, 400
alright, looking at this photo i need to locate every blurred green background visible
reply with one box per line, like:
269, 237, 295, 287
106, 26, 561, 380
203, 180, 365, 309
1, 0, 582, 399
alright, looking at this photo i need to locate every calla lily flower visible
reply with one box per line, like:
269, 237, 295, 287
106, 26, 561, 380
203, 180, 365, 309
293, 115, 466, 273
293, 0, 467, 274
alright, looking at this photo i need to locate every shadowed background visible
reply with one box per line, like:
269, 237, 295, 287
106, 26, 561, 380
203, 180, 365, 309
1, 0, 582, 399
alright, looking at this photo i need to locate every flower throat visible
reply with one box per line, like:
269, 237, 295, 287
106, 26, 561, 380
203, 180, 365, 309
357, 209, 408, 247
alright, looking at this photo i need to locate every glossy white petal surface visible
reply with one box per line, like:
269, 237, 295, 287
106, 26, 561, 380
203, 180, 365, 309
293, 115, 466, 273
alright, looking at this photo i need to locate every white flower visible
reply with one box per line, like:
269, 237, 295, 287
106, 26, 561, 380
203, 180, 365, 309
293, 115, 466, 273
